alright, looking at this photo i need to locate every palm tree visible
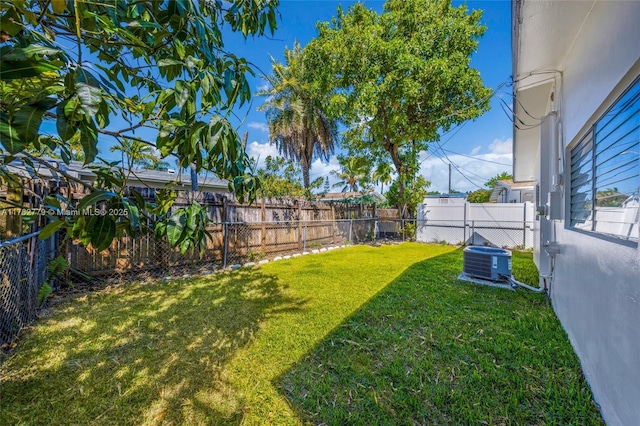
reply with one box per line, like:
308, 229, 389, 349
331, 156, 370, 193
257, 41, 337, 188
372, 162, 394, 195
110, 138, 159, 170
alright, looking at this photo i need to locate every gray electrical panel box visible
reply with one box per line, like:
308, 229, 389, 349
548, 191, 562, 220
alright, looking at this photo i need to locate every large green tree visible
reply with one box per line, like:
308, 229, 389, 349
306, 0, 491, 217
0, 0, 277, 253
258, 41, 337, 188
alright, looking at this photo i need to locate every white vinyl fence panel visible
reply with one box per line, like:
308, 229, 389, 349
416, 202, 535, 248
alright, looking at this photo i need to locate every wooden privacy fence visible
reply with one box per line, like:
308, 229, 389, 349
67, 218, 379, 280
66, 198, 380, 280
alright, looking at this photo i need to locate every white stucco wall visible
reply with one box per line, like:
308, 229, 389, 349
517, 1, 640, 425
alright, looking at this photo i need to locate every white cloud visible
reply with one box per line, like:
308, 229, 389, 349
418, 138, 513, 194
256, 83, 269, 92
469, 145, 481, 155
488, 137, 512, 155
247, 122, 269, 133
309, 156, 341, 187
245, 141, 279, 168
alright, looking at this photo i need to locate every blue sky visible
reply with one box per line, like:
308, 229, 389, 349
229, 0, 515, 194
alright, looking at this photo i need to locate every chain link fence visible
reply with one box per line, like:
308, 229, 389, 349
0, 232, 53, 351
416, 219, 534, 249
66, 218, 379, 283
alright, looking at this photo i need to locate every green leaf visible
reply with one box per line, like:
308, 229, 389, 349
174, 80, 189, 108
158, 58, 183, 67
20, 45, 63, 58
122, 197, 140, 231
185, 202, 200, 232
79, 120, 98, 164
46, 256, 68, 280
179, 238, 192, 255
0, 57, 60, 80
90, 215, 116, 252
38, 283, 53, 307
44, 196, 62, 210
153, 189, 177, 215
174, 38, 186, 60
39, 220, 65, 240
0, 9, 22, 37
0, 114, 23, 153
13, 98, 57, 146
127, 20, 162, 30
96, 100, 110, 128
76, 84, 102, 117
166, 209, 187, 246
75, 68, 104, 117
78, 190, 117, 211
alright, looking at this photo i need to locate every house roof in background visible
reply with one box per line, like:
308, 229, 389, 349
496, 179, 534, 190
490, 179, 534, 201
4, 157, 229, 192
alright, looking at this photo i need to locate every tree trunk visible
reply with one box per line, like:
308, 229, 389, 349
301, 158, 310, 188
242, 131, 248, 151
190, 163, 198, 192
387, 142, 408, 219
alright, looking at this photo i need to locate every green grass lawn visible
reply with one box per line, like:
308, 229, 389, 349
0, 243, 602, 425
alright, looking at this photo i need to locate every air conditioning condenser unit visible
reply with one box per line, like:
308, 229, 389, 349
462, 246, 512, 282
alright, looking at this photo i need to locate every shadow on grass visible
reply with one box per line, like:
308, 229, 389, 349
0, 269, 307, 425
278, 249, 603, 425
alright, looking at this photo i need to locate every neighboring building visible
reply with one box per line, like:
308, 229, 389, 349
512, 1, 640, 424
4, 157, 230, 199
422, 193, 467, 206
489, 179, 534, 203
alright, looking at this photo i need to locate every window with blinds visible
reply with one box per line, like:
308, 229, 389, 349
570, 77, 639, 241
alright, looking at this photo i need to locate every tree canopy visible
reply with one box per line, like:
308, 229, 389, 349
254, 156, 322, 199
305, 0, 491, 217
0, 0, 278, 252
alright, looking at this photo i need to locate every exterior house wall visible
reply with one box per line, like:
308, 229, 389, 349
515, 2, 640, 424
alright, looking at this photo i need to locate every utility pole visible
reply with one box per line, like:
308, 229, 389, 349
448, 163, 452, 194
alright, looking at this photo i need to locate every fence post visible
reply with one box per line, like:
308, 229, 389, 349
349, 219, 353, 242
471, 220, 475, 245
261, 199, 266, 253
303, 222, 307, 252
523, 203, 527, 247
297, 203, 303, 252
463, 202, 468, 245
331, 204, 336, 245
402, 219, 405, 241
223, 222, 228, 268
